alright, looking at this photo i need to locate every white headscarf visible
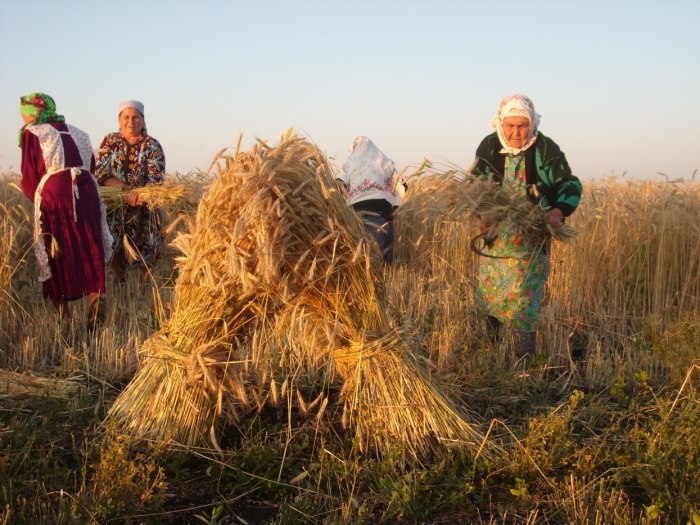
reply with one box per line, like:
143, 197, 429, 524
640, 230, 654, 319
119, 100, 144, 114
491, 93, 540, 155
118, 100, 147, 132
341, 136, 402, 206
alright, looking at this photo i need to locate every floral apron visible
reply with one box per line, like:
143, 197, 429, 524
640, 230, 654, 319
477, 155, 550, 332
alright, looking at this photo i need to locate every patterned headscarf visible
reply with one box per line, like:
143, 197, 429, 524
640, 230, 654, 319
342, 136, 402, 205
18, 93, 65, 147
349, 136, 362, 153
491, 93, 541, 155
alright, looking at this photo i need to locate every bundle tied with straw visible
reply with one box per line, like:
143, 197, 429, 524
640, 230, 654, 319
108, 130, 487, 457
398, 159, 577, 244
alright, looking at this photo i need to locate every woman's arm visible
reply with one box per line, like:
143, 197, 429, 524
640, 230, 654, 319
533, 135, 583, 219
20, 130, 45, 202
548, 150, 582, 218
95, 136, 141, 204
145, 138, 166, 184
101, 176, 130, 190
94, 135, 116, 185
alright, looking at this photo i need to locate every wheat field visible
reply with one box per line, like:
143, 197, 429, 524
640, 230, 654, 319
1, 146, 699, 524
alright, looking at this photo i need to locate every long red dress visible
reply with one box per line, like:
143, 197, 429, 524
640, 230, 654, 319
20, 122, 111, 302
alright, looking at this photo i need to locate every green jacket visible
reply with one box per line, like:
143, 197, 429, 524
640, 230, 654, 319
473, 132, 583, 217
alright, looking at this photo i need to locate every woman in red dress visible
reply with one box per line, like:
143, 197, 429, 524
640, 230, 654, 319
18, 93, 112, 327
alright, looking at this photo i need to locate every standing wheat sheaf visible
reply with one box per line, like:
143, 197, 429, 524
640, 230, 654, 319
107, 129, 489, 458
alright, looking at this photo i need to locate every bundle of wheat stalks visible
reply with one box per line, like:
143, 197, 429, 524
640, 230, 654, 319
108, 130, 486, 457
0, 368, 84, 399
99, 177, 205, 216
399, 160, 577, 243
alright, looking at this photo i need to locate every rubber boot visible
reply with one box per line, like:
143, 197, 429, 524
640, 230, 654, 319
486, 315, 501, 343
516, 331, 537, 359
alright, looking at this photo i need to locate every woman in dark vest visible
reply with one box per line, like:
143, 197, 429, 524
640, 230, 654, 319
471, 94, 583, 358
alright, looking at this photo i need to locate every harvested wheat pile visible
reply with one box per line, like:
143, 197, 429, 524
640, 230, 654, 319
108, 130, 487, 457
398, 160, 577, 244
99, 176, 206, 216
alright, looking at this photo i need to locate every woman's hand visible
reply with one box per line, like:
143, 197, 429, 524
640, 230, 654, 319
125, 190, 140, 206
479, 215, 491, 234
103, 178, 140, 206
545, 208, 564, 229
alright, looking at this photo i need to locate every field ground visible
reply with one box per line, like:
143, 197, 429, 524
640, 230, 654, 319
1, 171, 700, 524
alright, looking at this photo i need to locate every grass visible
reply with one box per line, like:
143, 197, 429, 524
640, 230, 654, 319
1, 157, 700, 524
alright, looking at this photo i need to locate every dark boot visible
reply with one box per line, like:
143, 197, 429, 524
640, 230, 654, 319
486, 315, 501, 343
516, 331, 537, 359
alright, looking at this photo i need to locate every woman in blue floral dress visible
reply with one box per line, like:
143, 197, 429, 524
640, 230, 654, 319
472, 94, 583, 357
96, 100, 165, 282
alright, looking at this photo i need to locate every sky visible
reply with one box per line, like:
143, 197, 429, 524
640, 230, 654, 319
1, 1, 699, 181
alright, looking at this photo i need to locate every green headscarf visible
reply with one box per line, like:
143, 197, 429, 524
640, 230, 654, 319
18, 93, 65, 147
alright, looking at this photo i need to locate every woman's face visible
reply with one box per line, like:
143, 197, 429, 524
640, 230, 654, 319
502, 116, 531, 148
21, 113, 35, 125
119, 107, 144, 139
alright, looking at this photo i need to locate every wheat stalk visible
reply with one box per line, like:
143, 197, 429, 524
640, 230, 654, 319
0, 368, 84, 399
398, 160, 577, 243
99, 178, 206, 215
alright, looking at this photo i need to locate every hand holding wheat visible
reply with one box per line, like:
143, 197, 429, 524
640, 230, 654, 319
545, 208, 564, 229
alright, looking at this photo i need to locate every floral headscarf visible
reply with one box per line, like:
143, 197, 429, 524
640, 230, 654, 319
349, 136, 362, 153
491, 93, 541, 155
18, 93, 65, 147
341, 136, 402, 205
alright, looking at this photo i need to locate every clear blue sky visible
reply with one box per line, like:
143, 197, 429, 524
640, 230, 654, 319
1, 1, 698, 180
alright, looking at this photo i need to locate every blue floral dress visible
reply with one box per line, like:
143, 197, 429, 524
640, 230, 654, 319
477, 155, 550, 332
96, 132, 165, 268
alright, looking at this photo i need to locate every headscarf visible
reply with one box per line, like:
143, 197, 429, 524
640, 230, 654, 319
491, 93, 541, 155
118, 100, 147, 133
345, 137, 396, 177
349, 136, 362, 153
18, 93, 65, 147
342, 136, 402, 206
119, 100, 145, 115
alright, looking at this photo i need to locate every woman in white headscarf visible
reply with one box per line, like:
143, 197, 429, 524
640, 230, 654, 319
339, 136, 405, 265
96, 100, 166, 282
471, 94, 583, 357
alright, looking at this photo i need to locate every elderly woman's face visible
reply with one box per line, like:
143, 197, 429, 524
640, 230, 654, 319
119, 107, 144, 138
502, 116, 531, 148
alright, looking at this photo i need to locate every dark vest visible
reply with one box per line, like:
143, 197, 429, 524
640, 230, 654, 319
490, 136, 539, 205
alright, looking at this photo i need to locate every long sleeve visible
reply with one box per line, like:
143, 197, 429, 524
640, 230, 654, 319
94, 135, 113, 184
20, 130, 46, 202
146, 138, 166, 183
537, 137, 582, 217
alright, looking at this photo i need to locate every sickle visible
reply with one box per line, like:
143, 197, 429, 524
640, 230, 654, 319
469, 232, 513, 259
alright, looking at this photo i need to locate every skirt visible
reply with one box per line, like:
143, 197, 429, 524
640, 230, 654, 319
39, 170, 106, 301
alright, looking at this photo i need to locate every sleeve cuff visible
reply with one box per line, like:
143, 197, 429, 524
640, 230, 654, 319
554, 203, 575, 217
